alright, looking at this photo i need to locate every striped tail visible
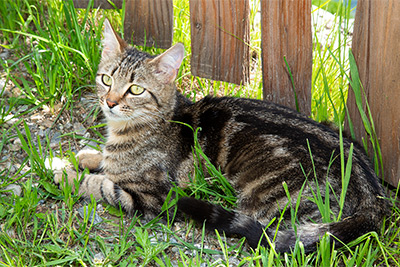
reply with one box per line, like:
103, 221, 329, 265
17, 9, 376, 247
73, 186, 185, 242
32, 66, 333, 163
177, 197, 381, 253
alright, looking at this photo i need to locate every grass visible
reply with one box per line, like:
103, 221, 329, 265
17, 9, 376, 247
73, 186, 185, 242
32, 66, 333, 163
0, 0, 399, 266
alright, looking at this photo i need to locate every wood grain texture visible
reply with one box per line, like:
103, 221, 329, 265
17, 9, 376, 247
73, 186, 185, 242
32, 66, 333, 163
346, 0, 400, 186
189, 0, 250, 85
72, 0, 122, 9
124, 0, 173, 49
261, 0, 312, 115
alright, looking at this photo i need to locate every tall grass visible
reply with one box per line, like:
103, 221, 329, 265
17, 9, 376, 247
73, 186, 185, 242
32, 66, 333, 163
311, 0, 354, 125
0, 0, 120, 113
0, 0, 399, 266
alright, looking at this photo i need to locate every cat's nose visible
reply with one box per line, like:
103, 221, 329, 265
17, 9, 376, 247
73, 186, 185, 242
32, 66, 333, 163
106, 99, 118, 109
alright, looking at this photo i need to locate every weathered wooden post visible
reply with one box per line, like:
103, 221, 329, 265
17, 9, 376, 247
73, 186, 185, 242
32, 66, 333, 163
261, 0, 312, 115
189, 0, 250, 85
347, 0, 400, 186
124, 0, 174, 49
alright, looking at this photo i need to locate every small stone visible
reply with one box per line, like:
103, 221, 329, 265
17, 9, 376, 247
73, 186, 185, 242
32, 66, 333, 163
4, 115, 18, 126
83, 132, 90, 139
93, 252, 105, 264
96, 203, 104, 213
0, 79, 5, 91
80, 140, 101, 149
78, 205, 103, 225
2, 225, 16, 239
30, 113, 42, 122
42, 119, 53, 128
50, 132, 62, 147
18, 105, 28, 113
9, 164, 18, 174
11, 139, 22, 152
0, 49, 10, 60
4, 184, 22, 196
171, 246, 179, 253
64, 122, 73, 130
73, 122, 86, 135
229, 257, 240, 267
38, 128, 45, 138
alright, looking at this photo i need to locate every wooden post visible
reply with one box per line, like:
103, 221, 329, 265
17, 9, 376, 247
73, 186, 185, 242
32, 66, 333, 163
261, 0, 312, 115
189, 0, 250, 85
347, 0, 400, 186
124, 0, 174, 49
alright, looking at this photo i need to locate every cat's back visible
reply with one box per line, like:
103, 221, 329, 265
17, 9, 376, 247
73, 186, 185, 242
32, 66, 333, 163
188, 96, 343, 168
181, 96, 386, 223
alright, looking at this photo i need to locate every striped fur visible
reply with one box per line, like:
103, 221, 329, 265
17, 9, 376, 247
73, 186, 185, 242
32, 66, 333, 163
54, 19, 389, 252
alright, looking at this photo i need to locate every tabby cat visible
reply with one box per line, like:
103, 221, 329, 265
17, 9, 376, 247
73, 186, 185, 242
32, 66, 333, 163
54, 19, 389, 253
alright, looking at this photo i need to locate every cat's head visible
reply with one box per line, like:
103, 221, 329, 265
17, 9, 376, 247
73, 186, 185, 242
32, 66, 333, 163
97, 19, 184, 128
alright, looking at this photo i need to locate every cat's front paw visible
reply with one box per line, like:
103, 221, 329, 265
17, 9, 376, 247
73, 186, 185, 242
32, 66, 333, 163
77, 149, 103, 172
53, 168, 79, 193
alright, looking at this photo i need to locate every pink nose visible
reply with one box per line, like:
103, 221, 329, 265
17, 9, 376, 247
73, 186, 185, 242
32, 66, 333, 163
106, 99, 118, 108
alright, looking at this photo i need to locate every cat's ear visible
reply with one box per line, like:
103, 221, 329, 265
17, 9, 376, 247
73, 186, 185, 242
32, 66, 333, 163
102, 19, 128, 58
150, 43, 185, 84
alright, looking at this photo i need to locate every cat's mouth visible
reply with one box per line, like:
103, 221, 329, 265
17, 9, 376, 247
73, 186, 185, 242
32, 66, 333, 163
103, 107, 122, 120
103, 109, 134, 124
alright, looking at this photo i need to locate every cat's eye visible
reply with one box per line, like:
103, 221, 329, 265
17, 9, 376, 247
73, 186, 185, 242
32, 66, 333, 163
129, 85, 145, 95
102, 74, 112, 86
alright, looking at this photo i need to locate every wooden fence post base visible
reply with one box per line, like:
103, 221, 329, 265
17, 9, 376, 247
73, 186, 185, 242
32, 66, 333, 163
347, 0, 400, 186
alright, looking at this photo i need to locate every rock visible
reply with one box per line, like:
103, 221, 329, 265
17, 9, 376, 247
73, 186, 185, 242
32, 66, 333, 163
93, 252, 105, 264
17, 105, 28, 113
42, 119, 53, 128
4, 115, 18, 126
1, 224, 16, 239
171, 246, 179, 253
96, 203, 104, 213
30, 113, 43, 122
50, 132, 62, 147
78, 205, 103, 225
11, 138, 22, 152
64, 122, 73, 131
0, 79, 5, 92
79, 140, 100, 149
4, 184, 22, 196
9, 164, 18, 174
73, 122, 86, 135
38, 127, 47, 138
0, 49, 11, 60
229, 257, 240, 267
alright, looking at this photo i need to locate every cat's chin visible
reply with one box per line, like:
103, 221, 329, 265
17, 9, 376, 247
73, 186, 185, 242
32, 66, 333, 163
107, 119, 135, 133
104, 112, 126, 121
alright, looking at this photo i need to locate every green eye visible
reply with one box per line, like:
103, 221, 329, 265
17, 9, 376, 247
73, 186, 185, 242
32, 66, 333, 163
129, 85, 145, 95
102, 74, 112, 86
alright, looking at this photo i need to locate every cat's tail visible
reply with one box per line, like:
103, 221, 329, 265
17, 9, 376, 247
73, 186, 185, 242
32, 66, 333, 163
177, 197, 384, 253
